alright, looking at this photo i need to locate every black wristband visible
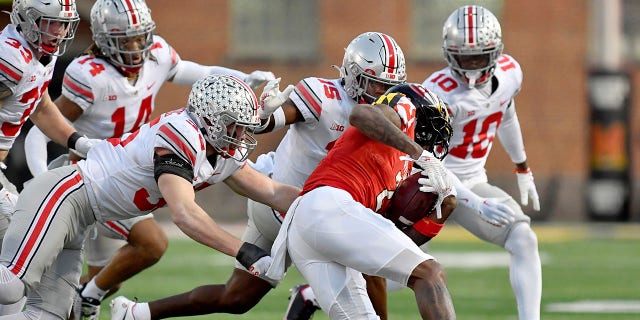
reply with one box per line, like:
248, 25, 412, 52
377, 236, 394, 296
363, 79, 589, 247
67, 132, 82, 149
236, 242, 268, 269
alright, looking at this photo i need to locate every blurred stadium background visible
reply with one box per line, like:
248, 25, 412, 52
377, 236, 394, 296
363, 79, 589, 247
2, 0, 640, 222
1, 0, 639, 318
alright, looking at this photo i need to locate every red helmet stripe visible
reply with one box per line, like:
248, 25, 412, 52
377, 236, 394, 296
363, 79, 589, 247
123, 0, 139, 25
378, 33, 396, 74
466, 6, 475, 46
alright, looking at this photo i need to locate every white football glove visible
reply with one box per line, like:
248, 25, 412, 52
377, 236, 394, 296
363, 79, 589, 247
245, 70, 276, 90
236, 242, 275, 282
516, 169, 540, 211
0, 187, 18, 218
258, 78, 295, 119
404, 150, 454, 219
473, 197, 516, 227
71, 136, 102, 158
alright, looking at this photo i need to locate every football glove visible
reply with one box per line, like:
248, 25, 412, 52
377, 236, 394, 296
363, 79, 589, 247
245, 70, 276, 90
259, 78, 295, 119
71, 136, 102, 158
0, 187, 18, 218
516, 169, 540, 211
236, 242, 274, 281
404, 150, 454, 219
474, 197, 515, 227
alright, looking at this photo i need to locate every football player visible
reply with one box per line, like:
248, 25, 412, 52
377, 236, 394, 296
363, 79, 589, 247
422, 5, 542, 320
22, 0, 274, 319
109, 31, 410, 320
0, 74, 299, 320
263, 83, 458, 319
0, 0, 100, 316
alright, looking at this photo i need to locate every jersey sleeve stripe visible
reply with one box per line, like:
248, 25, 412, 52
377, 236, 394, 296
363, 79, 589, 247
6, 171, 83, 278
0, 57, 22, 85
158, 123, 197, 165
62, 74, 94, 103
294, 80, 322, 119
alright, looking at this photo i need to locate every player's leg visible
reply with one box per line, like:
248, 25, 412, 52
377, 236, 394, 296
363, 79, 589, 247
286, 187, 455, 319
76, 215, 167, 319
26, 236, 84, 320
453, 182, 541, 320
1, 166, 93, 315
112, 200, 281, 319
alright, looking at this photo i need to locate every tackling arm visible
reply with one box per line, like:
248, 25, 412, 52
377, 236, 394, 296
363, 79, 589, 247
224, 164, 300, 213
170, 60, 274, 90
29, 90, 78, 148
158, 165, 243, 257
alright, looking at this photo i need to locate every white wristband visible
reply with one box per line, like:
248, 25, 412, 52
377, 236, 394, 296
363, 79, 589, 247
272, 107, 286, 132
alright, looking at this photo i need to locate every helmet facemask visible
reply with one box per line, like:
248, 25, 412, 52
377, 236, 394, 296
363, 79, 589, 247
384, 83, 453, 160
90, 0, 156, 74
187, 75, 261, 162
10, 0, 80, 56
442, 5, 503, 88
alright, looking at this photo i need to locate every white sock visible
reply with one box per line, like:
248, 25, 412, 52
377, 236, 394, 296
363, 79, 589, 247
301, 286, 319, 307
504, 223, 542, 320
132, 302, 151, 320
82, 278, 108, 301
0, 296, 26, 315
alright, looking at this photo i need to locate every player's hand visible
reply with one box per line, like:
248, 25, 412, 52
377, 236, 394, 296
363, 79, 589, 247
71, 136, 102, 158
259, 78, 295, 119
0, 187, 18, 218
245, 70, 276, 90
476, 197, 515, 227
405, 150, 454, 219
236, 242, 274, 281
516, 168, 540, 211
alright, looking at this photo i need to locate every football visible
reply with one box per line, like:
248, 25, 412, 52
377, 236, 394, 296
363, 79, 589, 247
386, 171, 438, 228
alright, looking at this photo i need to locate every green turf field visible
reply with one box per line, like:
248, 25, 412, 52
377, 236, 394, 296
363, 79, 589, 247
100, 223, 640, 320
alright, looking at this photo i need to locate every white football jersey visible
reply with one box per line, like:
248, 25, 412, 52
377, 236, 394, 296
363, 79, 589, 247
0, 24, 57, 148
62, 35, 179, 139
423, 54, 523, 181
78, 108, 243, 221
272, 77, 354, 188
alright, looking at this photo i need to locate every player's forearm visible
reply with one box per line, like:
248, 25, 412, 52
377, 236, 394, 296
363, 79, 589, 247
349, 104, 422, 158
171, 204, 242, 257
31, 102, 76, 147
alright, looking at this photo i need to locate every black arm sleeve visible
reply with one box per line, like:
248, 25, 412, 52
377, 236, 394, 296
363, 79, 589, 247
153, 153, 194, 183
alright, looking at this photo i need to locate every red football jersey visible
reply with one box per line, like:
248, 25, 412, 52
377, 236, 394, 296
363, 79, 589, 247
302, 95, 416, 213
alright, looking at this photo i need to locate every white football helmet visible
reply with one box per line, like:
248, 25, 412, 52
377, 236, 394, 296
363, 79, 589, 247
90, 0, 156, 73
187, 75, 261, 162
340, 32, 407, 103
10, 0, 80, 56
442, 5, 503, 88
